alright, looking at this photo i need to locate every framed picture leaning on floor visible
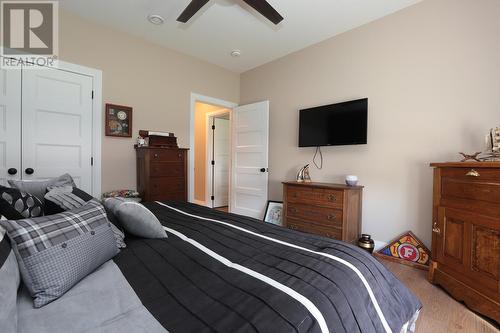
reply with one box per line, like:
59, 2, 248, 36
263, 201, 283, 226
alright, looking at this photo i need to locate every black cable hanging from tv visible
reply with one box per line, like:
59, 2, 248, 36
313, 146, 323, 170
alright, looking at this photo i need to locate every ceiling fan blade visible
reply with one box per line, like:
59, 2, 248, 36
177, 0, 210, 23
241, 0, 283, 25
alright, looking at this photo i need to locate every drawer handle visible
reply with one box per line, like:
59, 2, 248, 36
327, 194, 337, 201
178, 153, 182, 158
432, 222, 441, 235
290, 207, 298, 213
290, 225, 298, 230
154, 153, 159, 158
327, 214, 336, 220
465, 169, 480, 177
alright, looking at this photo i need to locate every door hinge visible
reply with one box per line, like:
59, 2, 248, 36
91, 91, 94, 99
211, 196, 215, 201
212, 125, 215, 130
211, 160, 215, 165
91, 157, 94, 166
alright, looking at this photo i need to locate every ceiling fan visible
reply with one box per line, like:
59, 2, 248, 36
177, 0, 284, 25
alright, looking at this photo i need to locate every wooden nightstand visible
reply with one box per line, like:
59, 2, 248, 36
282, 181, 363, 243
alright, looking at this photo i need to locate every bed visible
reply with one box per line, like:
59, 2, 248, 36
12, 201, 421, 333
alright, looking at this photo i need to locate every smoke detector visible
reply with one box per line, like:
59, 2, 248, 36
147, 14, 165, 25
230, 49, 241, 57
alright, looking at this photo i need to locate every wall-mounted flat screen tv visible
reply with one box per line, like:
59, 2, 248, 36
299, 98, 368, 147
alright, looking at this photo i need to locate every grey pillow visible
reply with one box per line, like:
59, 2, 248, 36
8, 173, 76, 203
105, 199, 167, 239
0, 200, 119, 308
0, 226, 20, 333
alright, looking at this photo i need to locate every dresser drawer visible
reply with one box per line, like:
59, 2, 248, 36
441, 167, 500, 182
151, 177, 185, 196
442, 177, 500, 205
287, 218, 342, 240
150, 149, 185, 162
150, 162, 185, 177
287, 186, 343, 208
287, 203, 343, 228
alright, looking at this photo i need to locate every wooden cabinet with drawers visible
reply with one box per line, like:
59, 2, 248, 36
430, 162, 500, 323
282, 181, 363, 243
135, 147, 188, 202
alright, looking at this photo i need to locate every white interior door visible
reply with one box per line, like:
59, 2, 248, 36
22, 67, 93, 193
213, 117, 230, 208
0, 66, 21, 186
230, 101, 269, 218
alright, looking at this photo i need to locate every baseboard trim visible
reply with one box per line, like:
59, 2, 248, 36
192, 199, 208, 206
374, 240, 388, 251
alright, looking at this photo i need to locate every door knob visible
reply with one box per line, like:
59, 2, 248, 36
260, 168, 266, 172
7, 168, 17, 175
25, 168, 34, 175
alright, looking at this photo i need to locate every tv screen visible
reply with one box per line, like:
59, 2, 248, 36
298, 98, 368, 147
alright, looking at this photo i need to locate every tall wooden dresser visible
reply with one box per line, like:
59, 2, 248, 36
136, 147, 188, 202
283, 182, 363, 243
430, 162, 500, 322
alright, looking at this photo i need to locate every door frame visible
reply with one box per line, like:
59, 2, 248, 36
189, 93, 237, 204
206, 109, 232, 208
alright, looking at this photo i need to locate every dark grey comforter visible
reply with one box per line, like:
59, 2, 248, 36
112, 201, 421, 333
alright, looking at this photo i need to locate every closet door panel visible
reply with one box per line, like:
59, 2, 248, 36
22, 68, 93, 193
0, 67, 21, 186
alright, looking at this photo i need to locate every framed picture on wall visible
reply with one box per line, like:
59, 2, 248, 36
105, 104, 132, 137
263, 201, 283, 226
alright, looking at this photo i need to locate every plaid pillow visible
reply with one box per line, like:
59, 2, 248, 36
44, 187, 126, 249
0, 199, 119, 307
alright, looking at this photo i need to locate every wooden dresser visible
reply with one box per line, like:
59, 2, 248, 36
135, 147, 188, 202
282, 182, 363, 243
430, 162, 500, 323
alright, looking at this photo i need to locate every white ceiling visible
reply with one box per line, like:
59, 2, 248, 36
59, 0, 421, 73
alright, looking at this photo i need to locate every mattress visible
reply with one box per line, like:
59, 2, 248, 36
16, 201, 421, 333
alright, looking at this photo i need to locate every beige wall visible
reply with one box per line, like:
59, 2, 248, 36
194, 102, 229, 202
58, 11, 239, 194
240, 0, 500, 246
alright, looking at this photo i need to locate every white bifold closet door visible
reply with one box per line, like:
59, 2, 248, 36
22, 68, 93, 192
230, 101, 269, 218
0, 67, 21, 186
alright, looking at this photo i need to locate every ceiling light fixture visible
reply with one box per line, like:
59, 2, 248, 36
147, 14, 165, 25
230, 50, 241, 57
